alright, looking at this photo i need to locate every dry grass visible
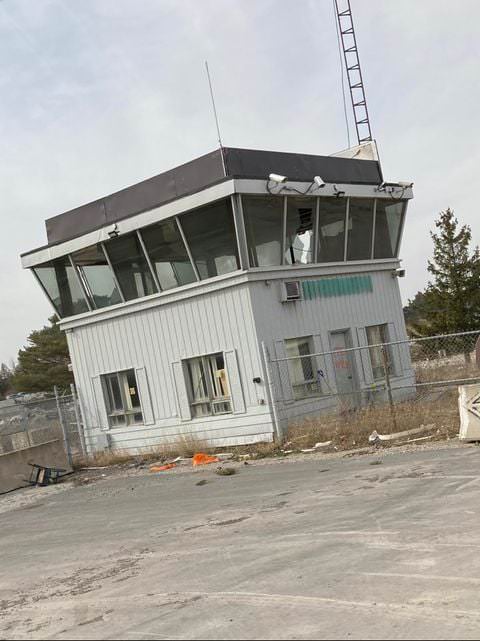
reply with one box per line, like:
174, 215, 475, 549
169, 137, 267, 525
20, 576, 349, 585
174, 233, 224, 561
74, 432, 214, 469
75, 391, 461, 470
286, 390, 459, 452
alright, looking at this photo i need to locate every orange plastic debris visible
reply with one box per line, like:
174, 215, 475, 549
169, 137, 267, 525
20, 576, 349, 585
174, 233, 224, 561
150, 463, 176, 472
192, 453, 219, 467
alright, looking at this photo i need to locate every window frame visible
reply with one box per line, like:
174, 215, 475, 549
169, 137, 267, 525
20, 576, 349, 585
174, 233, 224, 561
101, 368, 144, 428
184, 352, 232, 418
284, 335, 323, 400
70, 243, 125, 309
177, 197, 240, 280
365, 323, 395, 381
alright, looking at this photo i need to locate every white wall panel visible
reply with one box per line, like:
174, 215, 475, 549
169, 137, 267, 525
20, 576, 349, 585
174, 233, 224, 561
67, 283, 273, 452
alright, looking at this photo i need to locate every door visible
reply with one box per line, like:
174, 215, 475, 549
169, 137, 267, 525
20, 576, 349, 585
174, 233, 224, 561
329, 330, 358, 409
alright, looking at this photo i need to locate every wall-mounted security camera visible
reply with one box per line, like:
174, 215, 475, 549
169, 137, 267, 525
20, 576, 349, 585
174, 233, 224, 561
269, 173, 287, 184
376, 181, 413, 192
314, 175, 326, 188
333, 185, 345, 198
107, 223, 119, 239
392, 268, 406, 278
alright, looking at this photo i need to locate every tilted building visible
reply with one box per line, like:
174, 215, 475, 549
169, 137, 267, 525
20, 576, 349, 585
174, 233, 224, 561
21, 145, 414, 452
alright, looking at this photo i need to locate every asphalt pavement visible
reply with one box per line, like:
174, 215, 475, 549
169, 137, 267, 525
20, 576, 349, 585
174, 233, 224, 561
2, 443, 480, 640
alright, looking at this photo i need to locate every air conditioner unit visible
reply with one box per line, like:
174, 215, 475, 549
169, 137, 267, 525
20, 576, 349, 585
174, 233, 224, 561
281, 280, 302, 302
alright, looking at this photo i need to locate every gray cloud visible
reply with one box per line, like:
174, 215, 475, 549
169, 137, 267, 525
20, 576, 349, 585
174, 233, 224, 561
1, 0, 479, 363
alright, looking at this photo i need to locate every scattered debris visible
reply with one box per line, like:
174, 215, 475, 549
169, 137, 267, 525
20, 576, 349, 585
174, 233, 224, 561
216, 453, 234, 461
369, 425, 435, 445
193, 453, 219, 466
150, 463, 176, 472
215, 467, 236, 476
196, 479, 208, 486
369, 460, 383, 466
300, 441, 332, 453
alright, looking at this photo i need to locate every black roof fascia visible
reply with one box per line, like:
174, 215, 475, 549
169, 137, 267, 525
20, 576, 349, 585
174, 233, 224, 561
38, 146, 381, 250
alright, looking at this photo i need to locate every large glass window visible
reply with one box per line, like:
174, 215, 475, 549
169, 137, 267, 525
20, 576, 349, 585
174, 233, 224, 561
180, 199, 239, 279
366, 324, 394, 380
284, 336, 322, 399
34, 257, 89, 318
105, 233, 157, 301
71, 244, 122, 309
285, 197, 315, 265
102, 369, 143, 428
317, 199, 347, 263
347, 198, 374, 261
243, 195, 284, 267
374, 200, 404, 258
141, 219, 196, 290
185, 353, 232, 418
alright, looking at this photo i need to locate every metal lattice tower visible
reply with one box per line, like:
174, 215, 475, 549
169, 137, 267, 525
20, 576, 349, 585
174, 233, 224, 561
334, 0, 373, 144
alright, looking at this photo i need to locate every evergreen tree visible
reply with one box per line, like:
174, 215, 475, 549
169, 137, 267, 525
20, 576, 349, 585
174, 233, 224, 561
418, 209, 480, 335
12, 316, 73, 392
0, 363, 13, 399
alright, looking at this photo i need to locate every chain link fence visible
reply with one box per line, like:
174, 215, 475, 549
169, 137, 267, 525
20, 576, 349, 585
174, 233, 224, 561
264, 330, 480, 437
0, 385, 85, 463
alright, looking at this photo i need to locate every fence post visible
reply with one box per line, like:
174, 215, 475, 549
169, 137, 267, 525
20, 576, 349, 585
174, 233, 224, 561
55, 385, 72, 466
70, 383, 86, 457
382, 346, 398, 431
261, 341, 283, 443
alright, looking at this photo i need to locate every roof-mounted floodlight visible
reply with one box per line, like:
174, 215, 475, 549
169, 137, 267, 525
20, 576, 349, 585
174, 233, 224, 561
269, 173, 287, 183
314, 175, 326, 188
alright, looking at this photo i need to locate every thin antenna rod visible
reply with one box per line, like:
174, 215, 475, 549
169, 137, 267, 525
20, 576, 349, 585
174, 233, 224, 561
205, 60, 224, 149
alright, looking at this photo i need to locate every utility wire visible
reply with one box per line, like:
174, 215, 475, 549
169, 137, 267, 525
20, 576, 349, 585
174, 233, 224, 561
333, 0, 351, 148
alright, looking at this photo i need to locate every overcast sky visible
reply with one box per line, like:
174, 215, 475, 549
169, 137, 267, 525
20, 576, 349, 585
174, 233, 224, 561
1, 0, 479, 365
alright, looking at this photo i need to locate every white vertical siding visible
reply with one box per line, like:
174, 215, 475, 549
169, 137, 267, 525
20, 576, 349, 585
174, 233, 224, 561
67, 283, 274, 453
248, 269, 414, 431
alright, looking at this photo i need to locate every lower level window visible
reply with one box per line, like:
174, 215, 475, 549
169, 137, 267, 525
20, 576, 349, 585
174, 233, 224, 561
285, 336, 322, 399
102, 369, 143, 427
186, 353, 232, 418
366, 324, 394, 380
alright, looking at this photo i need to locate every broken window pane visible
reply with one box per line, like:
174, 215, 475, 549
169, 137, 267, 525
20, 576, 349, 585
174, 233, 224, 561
374, 200, 404, 258
285, 197, 315, 264
242, 195, 284, 267
105, 233, 158, 301
180, 199, 239, 279
34, 257, 89, 318
141, 219, 197, 290
71, 244, 122, 309
317, 199, 347, 263
347, 198, 374, 261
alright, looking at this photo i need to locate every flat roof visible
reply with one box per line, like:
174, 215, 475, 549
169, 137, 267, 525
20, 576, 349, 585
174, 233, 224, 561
27, 146, 383, 253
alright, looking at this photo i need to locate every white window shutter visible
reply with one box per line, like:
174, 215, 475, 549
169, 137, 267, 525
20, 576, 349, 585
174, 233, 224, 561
135, 367, 155, 425
356, 328, 374, 385
274, 340, 294, 403
224, 349, 246, 414
91, 375, 109, 430
172, 361, 192, 421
